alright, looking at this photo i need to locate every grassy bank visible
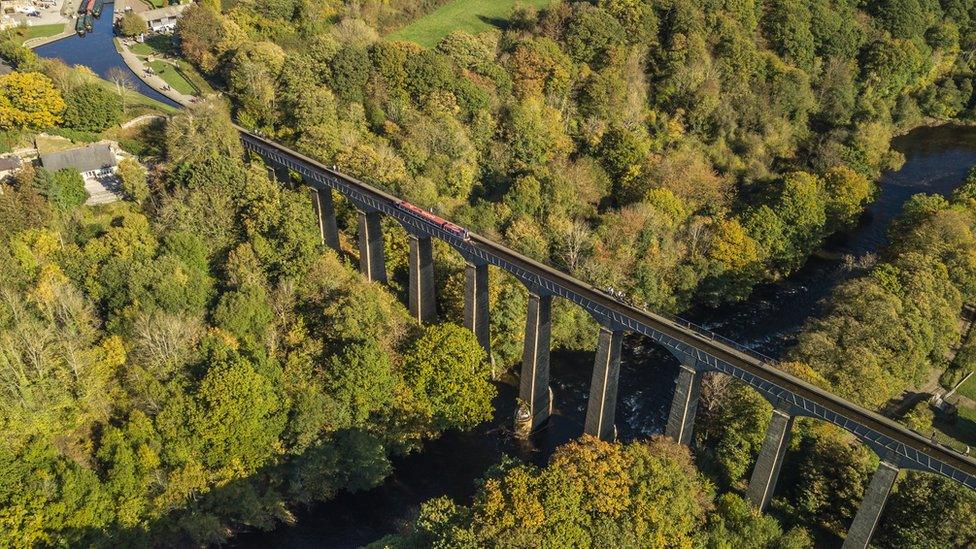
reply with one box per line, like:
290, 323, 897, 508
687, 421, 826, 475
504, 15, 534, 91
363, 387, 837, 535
148, 60, 196, 95
6, 23, 65, 46
387, 0, 553, 47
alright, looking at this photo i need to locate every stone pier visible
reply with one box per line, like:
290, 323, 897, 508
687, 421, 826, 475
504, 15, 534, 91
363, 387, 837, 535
518, 291, 552, 435
270, 165, 291, 185
357, 209, 386, 283
312, 187, 341, 252
583, 325, 625, 441
842, 461, 900, 549
464, 261, 491, 356
665, 356, 702, 446
747, 404, 795, 510
408, 234, 436, 323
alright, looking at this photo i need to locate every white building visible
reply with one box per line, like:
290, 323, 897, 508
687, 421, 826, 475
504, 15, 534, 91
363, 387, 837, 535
140, 3, 187, 34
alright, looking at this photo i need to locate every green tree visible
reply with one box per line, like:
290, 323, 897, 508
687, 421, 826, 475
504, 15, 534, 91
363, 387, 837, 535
402, 323, 495, 431
44, 168, 87, 212
191, 355, 285, 472
118, 12, 147, 37
707, 493, 811, 548
325, 45, 370, 104
117, 158, 149, 204
873, 0, 930, 39
62, 82, 123, 132
822, 166, 874, 232
696, 378, 772, 485
211, 284, 274, 345
324, 339, 397, 429
226, 41, 285, 128
598, 0, 658, 45
762, 0, 815, 70
779, 426, 874, 537
876, 472, 976, 548
165, 98, 243, 166
504, 97, 573, 174
563, 5, 625, 67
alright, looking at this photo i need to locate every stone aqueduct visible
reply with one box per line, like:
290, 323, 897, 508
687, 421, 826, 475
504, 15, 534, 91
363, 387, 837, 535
238, 126, 976, 549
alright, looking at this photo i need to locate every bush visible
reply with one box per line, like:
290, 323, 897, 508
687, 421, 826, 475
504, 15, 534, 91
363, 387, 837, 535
38, 168, 87, 212
118, 158, 149, 204
62, 83, 123, 132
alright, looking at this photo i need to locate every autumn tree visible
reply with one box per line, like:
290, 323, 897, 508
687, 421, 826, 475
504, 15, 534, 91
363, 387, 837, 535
0, 72, 66, 130
165, 98, 243, 166
387, 437, 807, 547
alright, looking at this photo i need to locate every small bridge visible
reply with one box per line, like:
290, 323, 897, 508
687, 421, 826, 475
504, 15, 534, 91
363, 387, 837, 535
237, 126, 976, 548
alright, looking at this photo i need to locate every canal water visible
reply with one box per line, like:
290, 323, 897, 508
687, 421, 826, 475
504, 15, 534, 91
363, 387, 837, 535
33, 2, 181, 109
232, 124, 976, 547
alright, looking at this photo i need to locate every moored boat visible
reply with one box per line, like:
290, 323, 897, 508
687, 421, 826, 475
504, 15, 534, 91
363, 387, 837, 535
83, 12, 93, 31
92, 0, 103, 18
74, 14, 86, 35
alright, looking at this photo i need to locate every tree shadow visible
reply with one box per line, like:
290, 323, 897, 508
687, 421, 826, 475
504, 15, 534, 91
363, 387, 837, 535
934, 411, 976, 449
476, 15, 512, 31
71, 382, 522, 547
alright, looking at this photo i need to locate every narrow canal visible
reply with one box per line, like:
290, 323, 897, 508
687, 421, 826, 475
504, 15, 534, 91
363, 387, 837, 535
33, 2, 181, 109
230, 125, 976, 547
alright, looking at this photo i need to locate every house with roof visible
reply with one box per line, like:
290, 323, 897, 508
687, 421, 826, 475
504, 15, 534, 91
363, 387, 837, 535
140, 3, 188, 34
40, 143, 117, 178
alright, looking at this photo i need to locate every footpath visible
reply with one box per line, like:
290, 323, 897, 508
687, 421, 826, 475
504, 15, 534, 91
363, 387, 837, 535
115, 40, 194, 107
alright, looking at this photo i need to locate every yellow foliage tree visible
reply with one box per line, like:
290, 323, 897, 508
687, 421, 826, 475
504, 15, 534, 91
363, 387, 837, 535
0, 72, 66, 131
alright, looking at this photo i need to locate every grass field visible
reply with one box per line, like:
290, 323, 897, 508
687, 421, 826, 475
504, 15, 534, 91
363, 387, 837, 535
127, 36, 213, 97
387, 0, 553, 47
148, 60, 196, 95
129, 35, 179, 57
6, 23, 65, 45
935, 404, 976, 449
173, 59, 215, 95
90, 77, 179, 116
956, 372, 976, 401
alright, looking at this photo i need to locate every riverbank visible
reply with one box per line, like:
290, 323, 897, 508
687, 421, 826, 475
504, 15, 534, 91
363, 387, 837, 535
33, 2, 182, 109
114, 37, 193, 106
19, 24, 71, 48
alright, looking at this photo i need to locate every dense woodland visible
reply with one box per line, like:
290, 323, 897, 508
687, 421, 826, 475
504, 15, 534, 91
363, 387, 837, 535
176, 0, 976, 367
0, 44, 497, 542
2, 0, 976, 545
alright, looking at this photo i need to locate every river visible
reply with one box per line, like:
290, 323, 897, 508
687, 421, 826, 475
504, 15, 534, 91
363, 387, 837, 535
24, 34, 976, 543
226, 125, 976, 547
32, 2, 181, 109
